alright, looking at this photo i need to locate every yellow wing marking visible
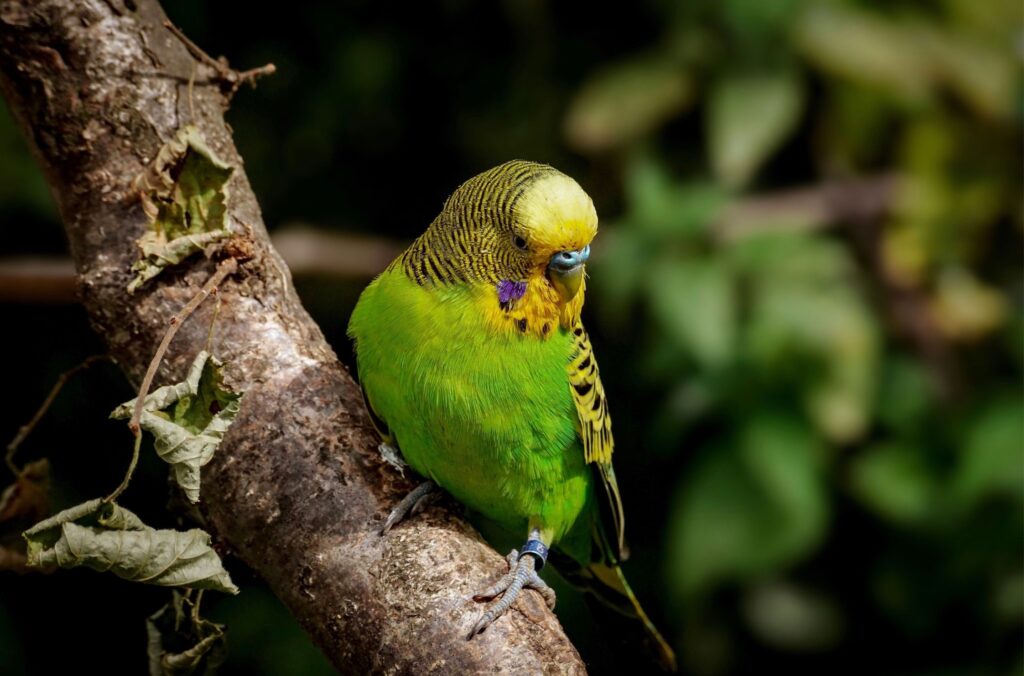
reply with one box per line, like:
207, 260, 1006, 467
568, 323, 612, 463
568, 322, 625, 557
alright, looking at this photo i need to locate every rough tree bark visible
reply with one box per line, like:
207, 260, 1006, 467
0, 1, 585, 673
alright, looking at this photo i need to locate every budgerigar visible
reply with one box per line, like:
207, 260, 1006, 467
348, 160, 675, 670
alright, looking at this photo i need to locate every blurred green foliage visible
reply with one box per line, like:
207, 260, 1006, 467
1, 0, 1021, 674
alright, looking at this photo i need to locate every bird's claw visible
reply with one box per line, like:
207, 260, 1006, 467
379, 480, 437, 534
471, 550, 521, 602
468, 549, 557, 638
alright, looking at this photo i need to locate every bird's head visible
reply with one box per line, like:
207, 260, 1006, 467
510, 168, 598, 304
434, 160, 598, 307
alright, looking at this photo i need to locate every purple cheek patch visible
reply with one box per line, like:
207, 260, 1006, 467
497, 280, 527, 306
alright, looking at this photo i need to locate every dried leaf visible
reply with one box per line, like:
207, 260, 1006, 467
147, 591, 228, 676
129, 126, 235, 293
111, 352, 242, 503
23, 498, 238, 593
0, 458, 50, 524
0, 459, 50, 573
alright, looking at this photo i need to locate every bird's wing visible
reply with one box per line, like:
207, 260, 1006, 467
568, 322, 626, 560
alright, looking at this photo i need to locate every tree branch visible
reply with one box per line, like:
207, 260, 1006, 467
0, 1, 584, 673
0, 174, 898, 305
0, 257, 77, 303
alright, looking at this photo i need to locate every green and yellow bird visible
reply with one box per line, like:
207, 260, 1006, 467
348, 160, 676, 670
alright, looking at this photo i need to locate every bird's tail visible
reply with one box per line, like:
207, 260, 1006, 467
561, 559, 678, 672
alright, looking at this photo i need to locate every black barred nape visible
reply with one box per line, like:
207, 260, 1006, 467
397, 161, 559, 286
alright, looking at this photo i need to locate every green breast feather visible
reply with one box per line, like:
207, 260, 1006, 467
349, 267, 598, 556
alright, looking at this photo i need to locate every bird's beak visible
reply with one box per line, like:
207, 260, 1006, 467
547, 245, 590, 303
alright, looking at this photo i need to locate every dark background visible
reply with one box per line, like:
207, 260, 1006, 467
1, 1, 1021, 674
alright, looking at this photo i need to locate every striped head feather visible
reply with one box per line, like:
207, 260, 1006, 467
395, 160, 598, 335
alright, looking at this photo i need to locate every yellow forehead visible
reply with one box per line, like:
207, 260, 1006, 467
514, 173, 598, 253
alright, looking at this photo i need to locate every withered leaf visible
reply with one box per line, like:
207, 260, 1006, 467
147, 591, 228, 675
0, 459, 50, 573
129, 126, 235, 293
23, 498, 238, 593
111, 352, 242, 503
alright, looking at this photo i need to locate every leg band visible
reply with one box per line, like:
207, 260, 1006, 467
518, 539, 549, 570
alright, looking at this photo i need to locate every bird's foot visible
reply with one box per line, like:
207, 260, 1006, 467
378, 481, 438, 532
468, 547, 556, 637
377, 444, 437, 534
379, 480, 437, 534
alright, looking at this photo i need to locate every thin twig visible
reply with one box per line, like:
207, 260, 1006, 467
191, 589, 205, 624
104, 433, 141, 503
5, 354, 112, 477
108, 257, 237, 503
163, 20, 225, 75
0, 257, 77, 303
128, 257, 238, 436
163, 20, 275, 98
232, 63, 277, 90
205, 293, 222, 353
0, 175, 898, 305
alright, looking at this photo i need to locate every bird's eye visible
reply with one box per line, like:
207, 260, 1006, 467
512, 235, 528, 251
